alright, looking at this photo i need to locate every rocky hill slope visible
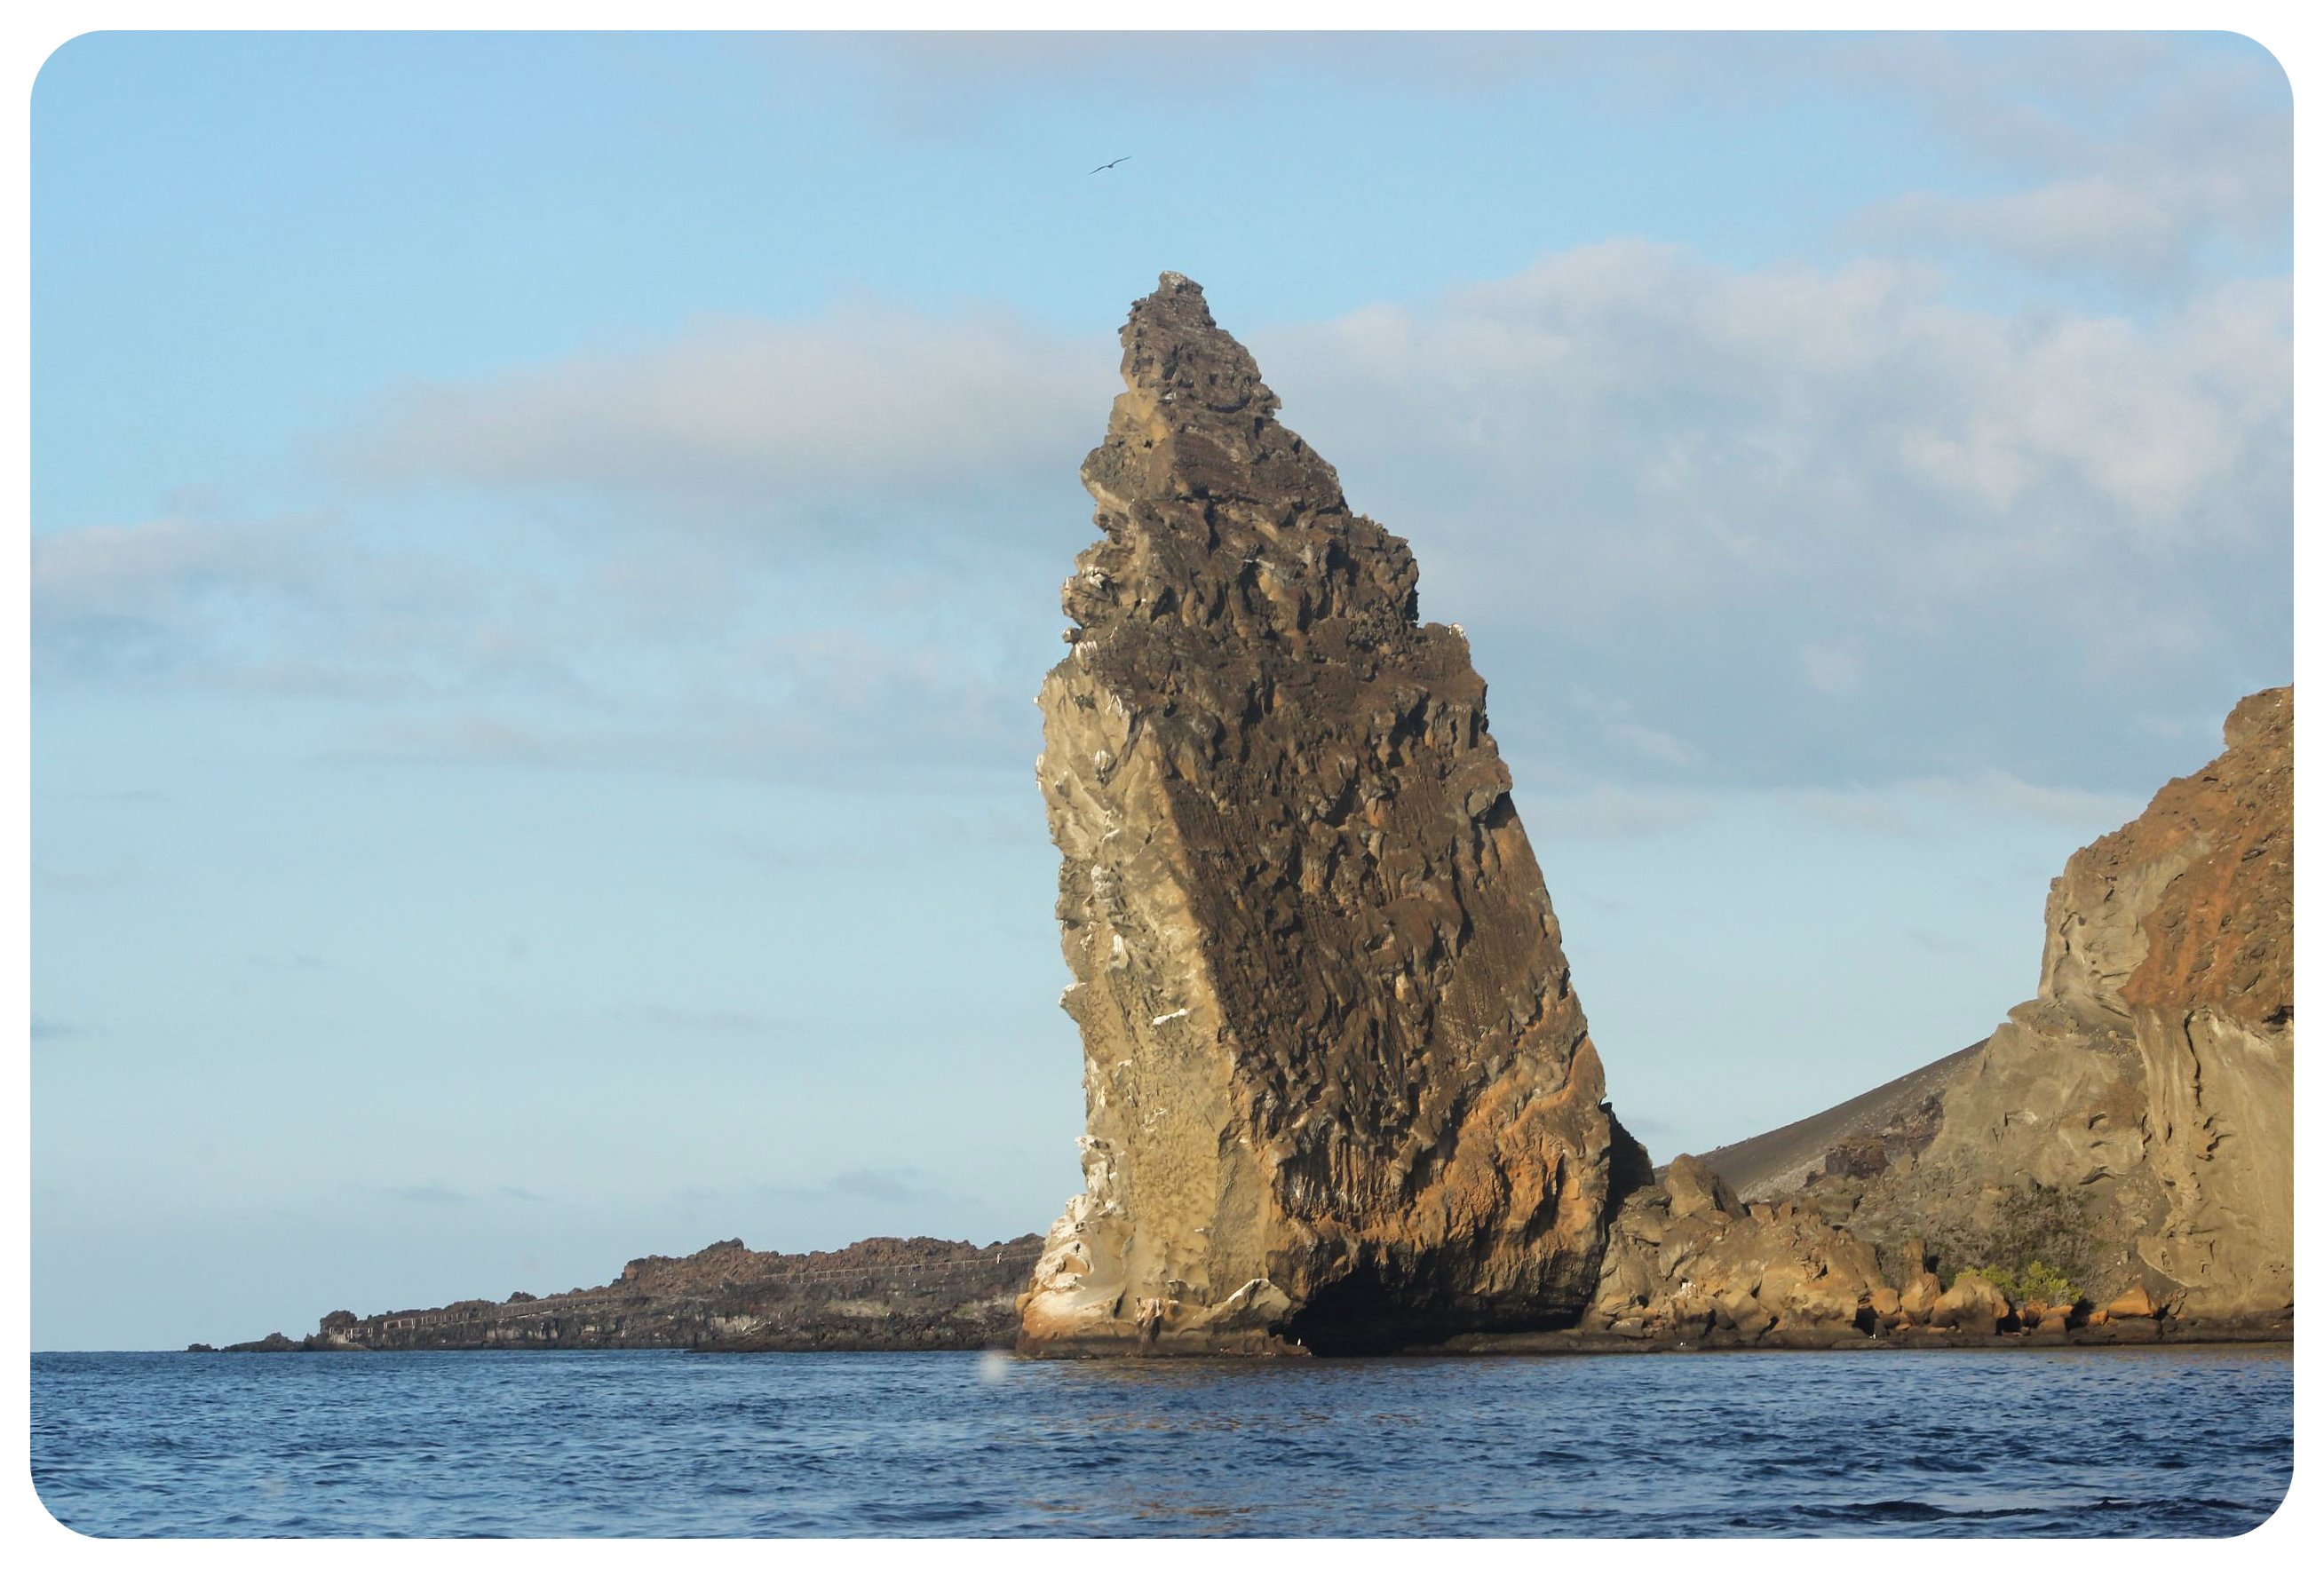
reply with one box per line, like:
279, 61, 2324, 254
1697, 1042, 1984, 1200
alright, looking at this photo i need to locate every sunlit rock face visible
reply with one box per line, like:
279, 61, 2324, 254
1016, 273, 1632, 1357
1779, 685, 2295, 1328
1910, 685, 2292, 1320
1579, 687, 2294, 1351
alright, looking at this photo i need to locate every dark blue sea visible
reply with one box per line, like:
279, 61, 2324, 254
31, 1345, 2292, 1537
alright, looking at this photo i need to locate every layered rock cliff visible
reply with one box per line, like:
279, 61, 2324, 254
1858, 685, 2293, 1323
205, 1235, 1042, 1353
1017, 273, 1634, 1356
1582, 688, 2292, 1347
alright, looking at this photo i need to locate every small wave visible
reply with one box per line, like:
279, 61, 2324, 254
30, 1349, 2293, 1537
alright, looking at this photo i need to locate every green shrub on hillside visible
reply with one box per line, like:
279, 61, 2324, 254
1931, 1182, 2095, 1304
1955, 1264, 2017, 1297
1954, 1259, 2078, 1306
2017, 1259, 2077, 1307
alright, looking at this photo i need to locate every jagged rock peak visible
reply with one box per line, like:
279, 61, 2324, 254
1066, 273, 1417, 661
1020, 276, 1629, 1358
1118, 272, 1281, 413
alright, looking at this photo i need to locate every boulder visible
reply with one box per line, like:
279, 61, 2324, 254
1898, 1271, 1943, 1322
1666, 1154, 1737, 1220
1824, 1136, 1889, 1180
1931, 1273, 2010, 1334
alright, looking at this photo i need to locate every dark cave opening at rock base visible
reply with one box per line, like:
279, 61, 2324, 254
1277, 1270, 1583, 1357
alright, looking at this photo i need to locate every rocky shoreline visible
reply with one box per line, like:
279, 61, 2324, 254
1443, 1322, 2293, 1355
195, 1234, 1042, 1354
193, 1204, 2289, 1358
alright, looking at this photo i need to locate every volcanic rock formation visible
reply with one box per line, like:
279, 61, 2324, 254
1588, 687, 2293, 1347
1697, 1042, 1983, 1200
206, 1234, 1042, 1353
1582, 1158, 1892, 1348
1851, 685, 2294, 1323
1016, 273, 1636, 1356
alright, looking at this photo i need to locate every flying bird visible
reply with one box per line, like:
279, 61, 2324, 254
1088, 155, 1131, 174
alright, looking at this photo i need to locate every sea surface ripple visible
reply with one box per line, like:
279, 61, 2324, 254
30, 1344, 2291, 1537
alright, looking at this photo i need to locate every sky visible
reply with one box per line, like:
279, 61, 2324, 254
27, 31, 2293, 1350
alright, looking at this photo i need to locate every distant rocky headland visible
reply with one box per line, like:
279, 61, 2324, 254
208, 275, 2290, 1359
195, 1235, 1039, 1353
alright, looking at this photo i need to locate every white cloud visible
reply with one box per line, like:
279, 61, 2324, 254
29, 511, 488, 696
1913, 771, 2149, 831
30, 506, 1048, 790
1513, 785, 1709, 844
31, 514, 334, 626
36, 238, 2287, 798
1273, 243, 2285, 548
1841, 36, 2288, 291
1789, 773, 2146, 844
1254, 242, 2288, 789
832, 33, 2286, 304
1859, 149, 2287, 291
757, 1167, 933, 1205
1799, 644, 1863, 697
311, 618, 1035, 786
1606, 723, 1701, 770
340, 305, 1112, 521
1793, 789, 1924, 841
1511, 769, 2150, 853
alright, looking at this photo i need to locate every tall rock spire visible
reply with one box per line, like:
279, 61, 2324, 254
1017, 274, 1635, 1355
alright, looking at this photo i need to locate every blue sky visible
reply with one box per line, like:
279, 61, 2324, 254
29, 32, 2292, 1349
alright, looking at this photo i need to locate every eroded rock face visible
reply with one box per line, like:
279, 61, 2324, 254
1017, 274, 1630, 1356
1582, 689, 2291, 1349
1773, 688, 2293, 1327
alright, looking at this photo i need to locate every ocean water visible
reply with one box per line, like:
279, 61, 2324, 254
31, 1345, 2291, 1538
